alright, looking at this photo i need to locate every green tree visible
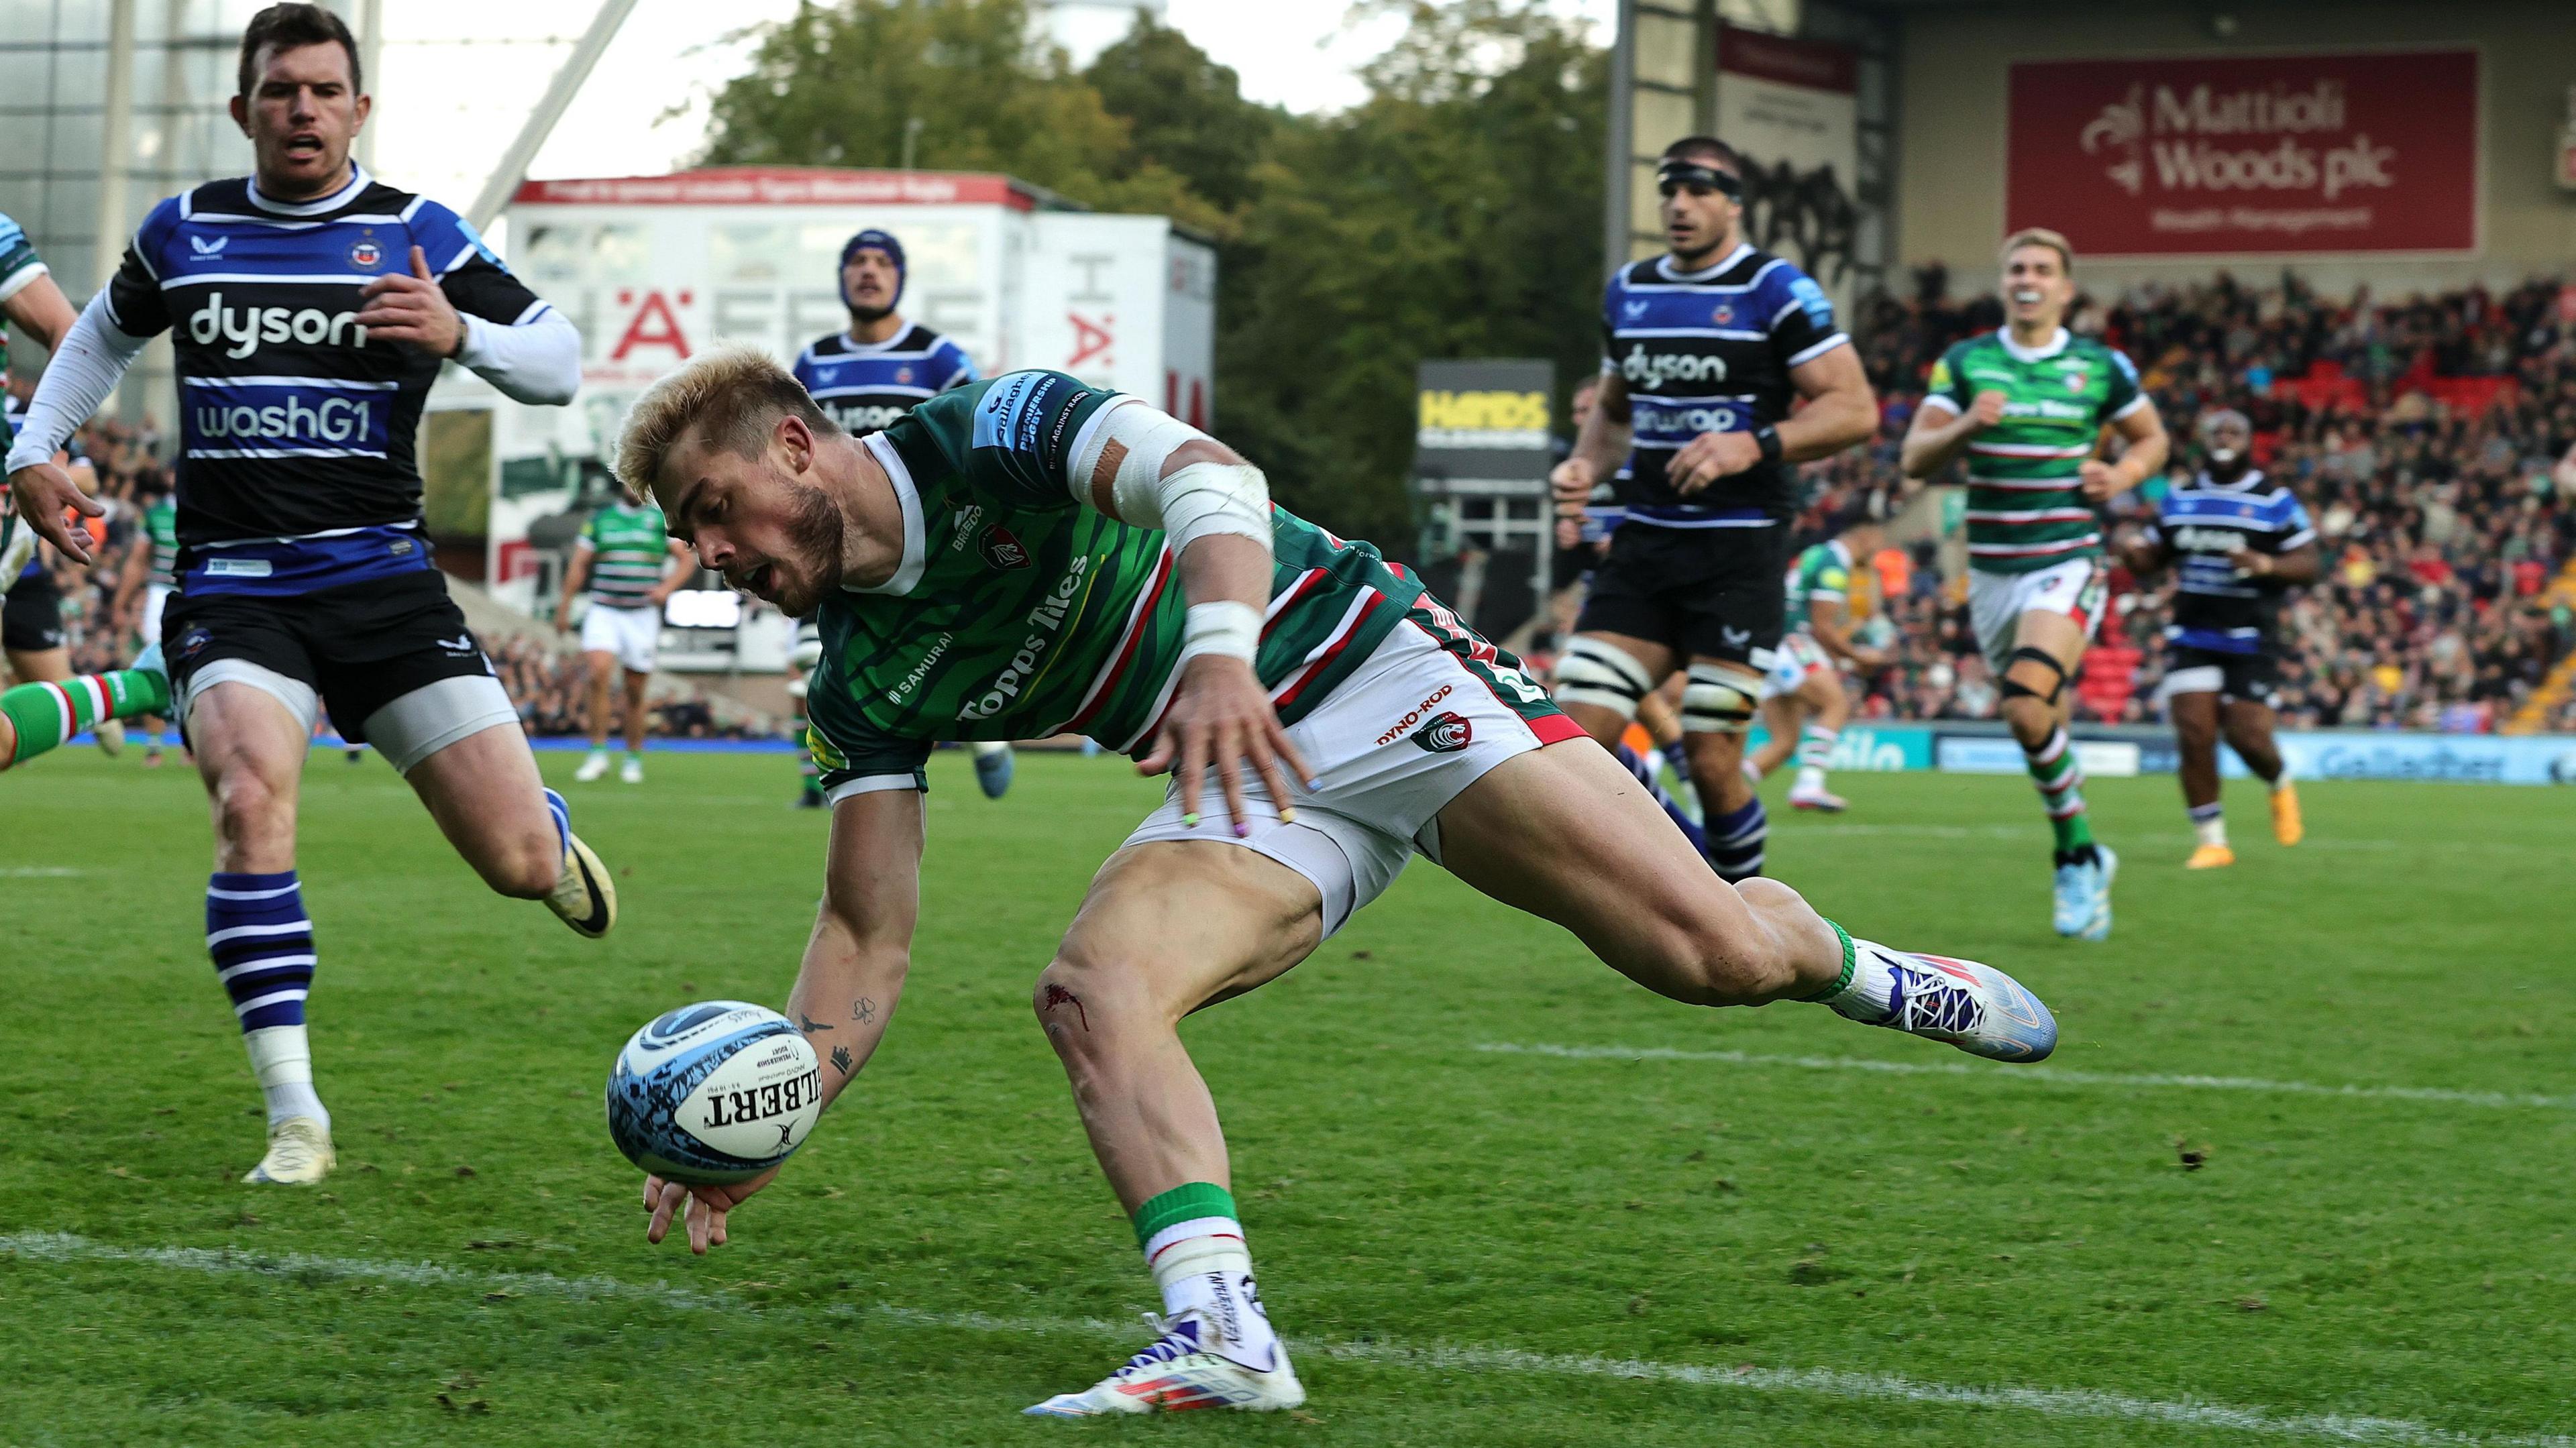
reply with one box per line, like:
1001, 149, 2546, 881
696, 0, 1610, 555
1082, 13, 1275, 217
1216, 1, 1607, 545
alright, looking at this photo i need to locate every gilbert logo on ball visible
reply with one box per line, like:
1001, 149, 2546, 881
606, 1002, 822, 1185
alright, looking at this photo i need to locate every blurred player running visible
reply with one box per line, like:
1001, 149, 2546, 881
614, 350, 2061, 1418
557, 493, 690, 783
1551, 136, 1878, 883
2119, 408, 2314, 867
5, 4, 610, 1186
1899, 227, 2167, 939
0, 213, 133, 759
111, 469, 185, 763
788, 228, 1013, 802
1747, 505, 1886, 812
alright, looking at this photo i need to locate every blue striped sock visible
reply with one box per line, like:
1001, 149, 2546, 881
207, 871, 314, 1031
1615, 743, 1706, 854
1705, 796, 1767, 882
543, 787, 572, 856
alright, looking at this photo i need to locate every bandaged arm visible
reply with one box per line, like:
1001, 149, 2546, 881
1068, 398, 1274, 665
5, 293, 147, 474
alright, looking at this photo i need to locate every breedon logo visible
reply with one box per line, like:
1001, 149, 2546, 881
187, 290, 367, 359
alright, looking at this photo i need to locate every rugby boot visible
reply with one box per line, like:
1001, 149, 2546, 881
1828, 939, 2059, 1063
1025, 1311, 1305, 1417
2185, 844, 2236, 870
2079, 844, 2118, 941
2050, 856, 2095, 936
243, 1116, 335, 1185
541, 787, 616, 938
2270, 784, 2304, 846
972, 741, 1016, 799
1787, 783, 1847, 812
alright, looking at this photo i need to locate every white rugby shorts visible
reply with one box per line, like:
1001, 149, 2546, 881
1120, 618, 1583, 937
1967, 556, 2106, 674
579, 602, 662, 675
1761, 630, 1832, 700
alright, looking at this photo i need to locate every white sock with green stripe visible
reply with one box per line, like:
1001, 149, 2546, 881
1803, 920, 1903, 1023
1794, 723, 1837, 793
1134, 1182, 1279, 1368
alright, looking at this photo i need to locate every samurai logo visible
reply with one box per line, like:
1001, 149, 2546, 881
1409, 711, 1472, 754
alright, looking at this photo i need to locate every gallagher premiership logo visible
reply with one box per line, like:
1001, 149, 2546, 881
1409, 711, 1472, 754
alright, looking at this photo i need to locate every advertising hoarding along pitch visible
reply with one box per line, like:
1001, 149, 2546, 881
2007, 50, 2479, 256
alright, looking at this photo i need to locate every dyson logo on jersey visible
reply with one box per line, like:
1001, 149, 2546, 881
187, 290, 368, 359
1617, 342, 1729, 388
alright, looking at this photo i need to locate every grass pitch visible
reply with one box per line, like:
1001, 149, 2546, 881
1, 746, 2571, 1446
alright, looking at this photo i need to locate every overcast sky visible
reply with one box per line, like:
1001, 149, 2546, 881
503, 0, 1618, 182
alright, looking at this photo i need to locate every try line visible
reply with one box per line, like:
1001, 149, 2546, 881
1473, 1042, 2576, 1111
3, 1231, 2563, 1446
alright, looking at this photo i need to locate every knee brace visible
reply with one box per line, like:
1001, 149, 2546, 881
1680, 661, 1760, 735
1552, 635, 1655, 720
1996, 646, 2070, 706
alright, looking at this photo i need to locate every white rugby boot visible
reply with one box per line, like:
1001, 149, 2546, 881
541, 787, 616, 938
1824, 937, 2059, 1063
1024, 1311, 1305, 1417
243, 1116, 335, 1184
574, 748, 611, 783
619, 753, 644, 785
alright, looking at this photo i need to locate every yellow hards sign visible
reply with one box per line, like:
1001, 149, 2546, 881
1416, 388, 1550, 450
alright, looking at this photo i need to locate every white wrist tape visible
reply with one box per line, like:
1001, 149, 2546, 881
1179, 600, 1263, 665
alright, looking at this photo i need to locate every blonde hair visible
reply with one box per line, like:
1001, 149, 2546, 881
2000, 227, 2074, 274
613, 345, 837, 501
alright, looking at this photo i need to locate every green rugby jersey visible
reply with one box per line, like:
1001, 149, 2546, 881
0, 211, 44, 448
580, 500, 674, 609
1924, 329, 2146, 574
806, 370, 1452, 794
1782, 539, 1854, 634
143, 496, 178, 587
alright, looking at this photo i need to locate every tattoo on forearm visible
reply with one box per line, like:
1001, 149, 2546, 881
799, 1013, 833, 1034
1040, 982, 1089, 1032
830, 1045, 854, 1076
851, 997, 876, 1025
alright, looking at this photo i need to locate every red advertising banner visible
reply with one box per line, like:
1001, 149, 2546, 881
2006, 50, 2478, 256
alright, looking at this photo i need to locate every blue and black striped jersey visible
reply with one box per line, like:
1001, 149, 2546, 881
2145, 471, 2316, 655
1600, 243, 1847, 526
103, 166, 553, 596
792, 324, 977, 437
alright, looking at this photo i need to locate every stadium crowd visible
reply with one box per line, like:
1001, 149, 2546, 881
1820, 272, 2576, 732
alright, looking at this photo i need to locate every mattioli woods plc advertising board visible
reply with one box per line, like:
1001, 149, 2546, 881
2008, 50, 2479, 256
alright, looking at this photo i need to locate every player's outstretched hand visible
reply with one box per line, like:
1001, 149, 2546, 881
5, 461, 103, 565
356, 245, 464, 358
1669, 430, 1762, 494
643, 1168, 776, 1255
1138, 655, 1316, 838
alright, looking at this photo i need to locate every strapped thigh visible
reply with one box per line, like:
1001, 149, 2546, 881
1680, 659, 1761, 734
1996, 645, 2070, 705
1553, 634, 1656, 721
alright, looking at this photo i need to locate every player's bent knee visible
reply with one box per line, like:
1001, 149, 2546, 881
476, 825, 563, 899
1554, 636, 1655, 721
1680, 662, 1758, 736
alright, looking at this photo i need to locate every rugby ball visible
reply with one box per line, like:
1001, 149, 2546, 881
606, 1001, 823, 1185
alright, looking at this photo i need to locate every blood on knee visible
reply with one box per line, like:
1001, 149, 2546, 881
1039, 981, 1090, 1032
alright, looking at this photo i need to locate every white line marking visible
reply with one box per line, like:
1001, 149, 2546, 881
0, 867, 85, 877
1784, 822, 2554, 858
1474, 1043, 2576, 1111
2, 1231, 2563, 1445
